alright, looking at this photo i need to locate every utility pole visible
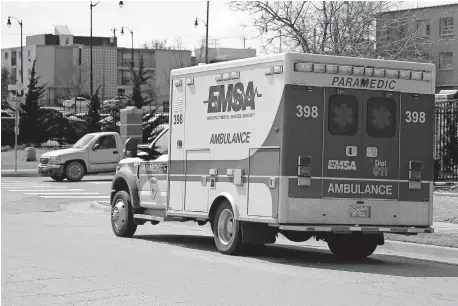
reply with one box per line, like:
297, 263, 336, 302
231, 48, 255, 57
241, 36, 246, 49
111, 27, 117, 42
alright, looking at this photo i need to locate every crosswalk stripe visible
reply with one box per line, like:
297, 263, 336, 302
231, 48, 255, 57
10, 189, 83, 192
39, 196, 110, 199
3, 186, 55, 188
24, 192, 100, 195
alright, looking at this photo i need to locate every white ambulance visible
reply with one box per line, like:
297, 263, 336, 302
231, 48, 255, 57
110, 52, 435, 259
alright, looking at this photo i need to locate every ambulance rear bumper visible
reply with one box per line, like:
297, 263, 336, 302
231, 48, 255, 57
275, 224, 434, 234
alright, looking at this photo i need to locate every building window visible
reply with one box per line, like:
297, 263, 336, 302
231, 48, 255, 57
4, 52, 7, 60
439, 52, 453, 70
439, 17, 454, 36
11, 51, 17, 66
416, 20, 430, 37
28, 49, 31, 58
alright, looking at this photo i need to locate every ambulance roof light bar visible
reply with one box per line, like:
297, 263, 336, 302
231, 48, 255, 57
265, 65, 284, 75
293, 61, 431, 81
174, 79, 182, 87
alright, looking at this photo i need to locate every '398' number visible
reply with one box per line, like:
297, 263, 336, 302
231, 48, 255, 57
296, 105, 319, 118
173, 114, 183, 125
405, 111, 425, 123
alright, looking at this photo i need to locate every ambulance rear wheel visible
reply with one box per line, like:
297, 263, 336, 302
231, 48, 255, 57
111, 191, 137, 238
213, 201, 244, 255
327, 235, 377, 259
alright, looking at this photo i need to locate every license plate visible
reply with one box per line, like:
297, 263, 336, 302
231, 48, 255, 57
350, 205, 371, 218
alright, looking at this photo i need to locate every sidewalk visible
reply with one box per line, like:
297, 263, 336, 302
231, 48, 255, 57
1, 169, 40, 177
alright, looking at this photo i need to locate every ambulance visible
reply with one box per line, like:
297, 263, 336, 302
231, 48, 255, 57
110, 52, 435, 259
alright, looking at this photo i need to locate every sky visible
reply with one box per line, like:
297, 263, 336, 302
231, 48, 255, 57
1, 0, 457, 55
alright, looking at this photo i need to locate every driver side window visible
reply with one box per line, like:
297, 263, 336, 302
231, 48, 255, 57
95, 135, 117, 149
153, 130, 169, 154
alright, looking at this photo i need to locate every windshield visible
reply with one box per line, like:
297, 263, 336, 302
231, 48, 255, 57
73, 135, 96, 148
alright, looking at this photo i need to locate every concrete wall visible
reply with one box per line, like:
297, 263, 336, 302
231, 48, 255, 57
81, 46, 118, 100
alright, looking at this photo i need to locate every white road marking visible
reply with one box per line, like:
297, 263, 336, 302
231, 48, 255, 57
88, 182, 112, 184
24, 192, 100, 195
39, 196, 110, 199
9, 189, 83, 192
3, 186, 55, 188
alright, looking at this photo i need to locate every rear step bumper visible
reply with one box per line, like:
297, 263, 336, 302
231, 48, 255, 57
274, 224, 434, 234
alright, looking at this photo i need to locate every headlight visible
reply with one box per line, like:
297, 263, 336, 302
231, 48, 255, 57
50, 156, 62, 164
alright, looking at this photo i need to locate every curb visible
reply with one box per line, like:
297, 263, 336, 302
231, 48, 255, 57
381, 240, 458, 265
90, 200, 110, 213
1, 170, 40, 177
434, 192, 458, 197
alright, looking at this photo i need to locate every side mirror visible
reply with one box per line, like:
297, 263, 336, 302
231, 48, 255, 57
124, 137, 138, 158
93, 143, 100, 151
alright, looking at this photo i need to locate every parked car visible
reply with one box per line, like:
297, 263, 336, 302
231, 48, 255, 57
38, 132, 124, 182
62, 97, 90, 109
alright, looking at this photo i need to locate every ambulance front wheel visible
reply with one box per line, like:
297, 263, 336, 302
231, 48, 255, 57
213, 201, 244, 255
111, 190, 137, 238
327, 234, 378, 259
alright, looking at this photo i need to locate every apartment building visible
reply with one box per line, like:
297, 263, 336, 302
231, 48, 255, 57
1, 25, 117, 104
376, 3, 458, 91
117, 47, 192, 106
2, 25, 192, 106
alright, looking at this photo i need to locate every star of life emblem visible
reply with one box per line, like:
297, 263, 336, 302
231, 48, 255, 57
149, 177, 158, 199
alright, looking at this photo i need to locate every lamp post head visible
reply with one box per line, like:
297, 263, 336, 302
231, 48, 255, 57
119, 1, 124, 8
7, 17, 11, 27
194, 18, 198, 28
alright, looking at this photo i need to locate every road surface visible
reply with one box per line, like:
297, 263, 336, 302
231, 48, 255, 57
2, 176, 457, 305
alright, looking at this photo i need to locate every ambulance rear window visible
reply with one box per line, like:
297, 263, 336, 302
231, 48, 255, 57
328, 95, 358, 136
366, 97, 396, 138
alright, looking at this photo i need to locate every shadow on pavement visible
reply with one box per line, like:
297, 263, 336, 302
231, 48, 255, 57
134, 234, 458, 278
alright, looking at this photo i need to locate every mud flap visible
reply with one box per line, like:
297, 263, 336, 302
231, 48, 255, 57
241, 222, 277, 244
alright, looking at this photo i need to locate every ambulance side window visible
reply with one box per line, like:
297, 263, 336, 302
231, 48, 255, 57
328, 95, 358, 136
366, 97, 396, 138
153, 130, 170, 155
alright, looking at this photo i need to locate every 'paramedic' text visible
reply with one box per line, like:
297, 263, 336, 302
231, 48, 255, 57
210, 132, 251, 144
332, 77, 396, 90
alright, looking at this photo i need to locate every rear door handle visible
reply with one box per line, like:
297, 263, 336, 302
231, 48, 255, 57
113, 151, 118, 154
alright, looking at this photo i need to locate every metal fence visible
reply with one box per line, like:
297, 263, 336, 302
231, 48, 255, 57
434, 99, 458, 181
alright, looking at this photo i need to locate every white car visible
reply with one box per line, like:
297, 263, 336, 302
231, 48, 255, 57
62, 97, 90, 108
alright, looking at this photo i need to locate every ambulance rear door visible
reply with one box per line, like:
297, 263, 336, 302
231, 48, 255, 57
322, 87, 364, 198
360, 90, 400, 200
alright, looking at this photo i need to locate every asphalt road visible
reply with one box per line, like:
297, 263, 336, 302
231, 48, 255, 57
2, 176, 458, 305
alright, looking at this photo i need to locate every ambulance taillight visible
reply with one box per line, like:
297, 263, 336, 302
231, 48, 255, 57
409, 160, 423, 190
297, 156, 312, 187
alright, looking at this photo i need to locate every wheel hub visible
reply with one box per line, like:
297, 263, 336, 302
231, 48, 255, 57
69, 165, 81, 178
111, 199, 126, 230
217, 209, 235, 246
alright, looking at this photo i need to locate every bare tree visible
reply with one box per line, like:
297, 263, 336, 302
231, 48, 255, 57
227, 1, 455, 61
142, 39, 172, 50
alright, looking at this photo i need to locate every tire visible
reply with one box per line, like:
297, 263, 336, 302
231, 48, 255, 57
327, 235, 378, 259
65, 161, 85, 182
50, 174, 65, 182
111, 190, 137, 237
213, 201, 244, 255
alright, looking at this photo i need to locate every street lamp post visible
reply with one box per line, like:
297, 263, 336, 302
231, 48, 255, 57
90, 1, 124, 96
7, 16, 23, 96
121, 27, 134, 67
194, 1, 209, 64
